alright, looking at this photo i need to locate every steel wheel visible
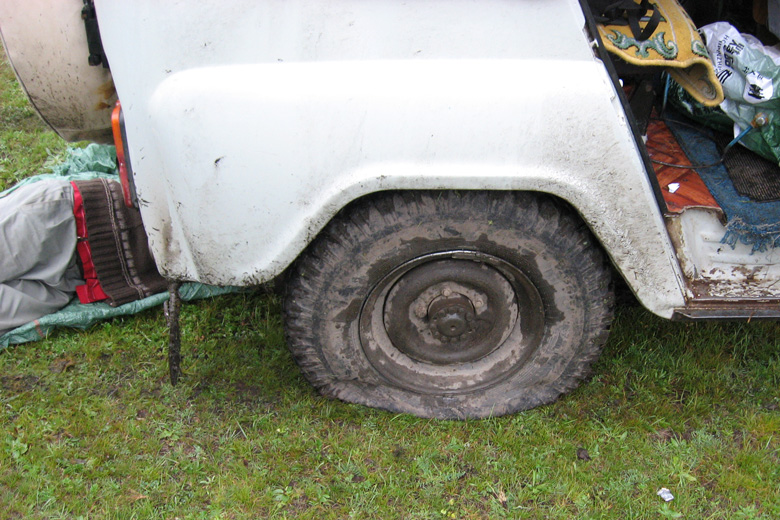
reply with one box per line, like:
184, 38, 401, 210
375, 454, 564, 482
360, 251, 544, 393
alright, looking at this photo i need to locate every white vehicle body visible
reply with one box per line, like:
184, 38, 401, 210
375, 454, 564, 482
91, 0, 687, 317
4, 0, 779, 417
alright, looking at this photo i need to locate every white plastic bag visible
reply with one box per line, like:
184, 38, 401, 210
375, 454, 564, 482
700, 22, 780, 164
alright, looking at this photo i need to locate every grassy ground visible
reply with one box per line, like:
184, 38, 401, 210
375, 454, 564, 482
0, 55, 69, 191
2, 50, 779, 519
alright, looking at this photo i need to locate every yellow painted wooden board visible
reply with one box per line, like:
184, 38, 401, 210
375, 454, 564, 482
598, 0, 724, 106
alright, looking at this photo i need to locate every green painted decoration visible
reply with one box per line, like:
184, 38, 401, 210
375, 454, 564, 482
607, 30, 678, 60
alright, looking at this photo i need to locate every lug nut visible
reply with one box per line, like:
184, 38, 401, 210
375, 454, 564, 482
414, 304, 427, 319
442, 288, 452, 297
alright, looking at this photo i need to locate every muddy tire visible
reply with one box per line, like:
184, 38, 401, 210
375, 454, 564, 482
284, 191, 613, 419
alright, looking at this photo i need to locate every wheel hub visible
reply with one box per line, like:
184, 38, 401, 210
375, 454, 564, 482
360, 250, 546, 393
380, 256, 521, 365
428, 293, 476, 342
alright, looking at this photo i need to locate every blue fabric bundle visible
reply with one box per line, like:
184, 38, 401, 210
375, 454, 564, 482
666, 119, 780, 252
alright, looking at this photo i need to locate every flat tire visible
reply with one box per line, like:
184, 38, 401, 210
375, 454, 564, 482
284, 191, 614, 419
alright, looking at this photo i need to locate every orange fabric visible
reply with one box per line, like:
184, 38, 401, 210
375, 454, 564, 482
646, 117, 719, 212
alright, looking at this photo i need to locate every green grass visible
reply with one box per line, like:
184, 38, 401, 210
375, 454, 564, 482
2, 50, 780, 519
0, 55, 69, 191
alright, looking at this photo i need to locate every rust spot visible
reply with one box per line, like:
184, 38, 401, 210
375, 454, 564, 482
94, 101, 112, 110
96, 80, 116, 100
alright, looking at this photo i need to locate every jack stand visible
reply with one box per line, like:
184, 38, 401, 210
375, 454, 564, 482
164, 281, 183, 385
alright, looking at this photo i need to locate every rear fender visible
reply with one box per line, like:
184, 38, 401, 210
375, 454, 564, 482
139, 61, 686, 318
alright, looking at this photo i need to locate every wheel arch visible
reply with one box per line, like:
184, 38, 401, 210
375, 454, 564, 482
285, 185, 685, 320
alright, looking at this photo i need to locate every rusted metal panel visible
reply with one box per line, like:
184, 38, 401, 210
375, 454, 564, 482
667, 209, 780, 300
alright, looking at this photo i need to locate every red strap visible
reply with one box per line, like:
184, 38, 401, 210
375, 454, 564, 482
76, 279, 108, 303
71, 181, 109, 303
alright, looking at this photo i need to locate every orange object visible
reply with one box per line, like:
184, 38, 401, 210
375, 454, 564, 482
111, 101, 134, 208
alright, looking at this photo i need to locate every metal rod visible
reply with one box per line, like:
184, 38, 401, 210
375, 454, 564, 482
166, 281, 183, 385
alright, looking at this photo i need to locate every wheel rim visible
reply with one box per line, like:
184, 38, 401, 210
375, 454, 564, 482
359, 250, 545, 394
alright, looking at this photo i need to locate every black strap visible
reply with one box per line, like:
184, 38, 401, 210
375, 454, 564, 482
82, 0, 109, 68
591, 0, 661, 41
